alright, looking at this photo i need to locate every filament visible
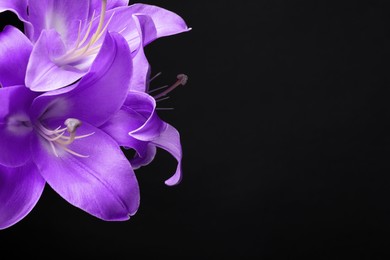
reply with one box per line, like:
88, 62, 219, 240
54, 0, 113, 66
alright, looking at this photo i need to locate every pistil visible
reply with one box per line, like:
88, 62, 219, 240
36, 118, 94, 158
153, 74, 188, 100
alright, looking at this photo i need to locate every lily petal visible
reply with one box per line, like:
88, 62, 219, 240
129, 143, 157, 170
128, 3, 190, 46
25, 29, 84, 92
126, 91, 165, 141
94, 4, 189, 52
31, 122, 140, 221
0, 0, 29, 23
101, 91, 165, 163
128, 14, 151, 92
0, 25, 32, 87
101, 109, 147, 149
153, 124, 183, 186
27, 0, 89, 44
0, 162, 45, 230
100, 108, 152, 164
0, 86, 36, 167
30, 32, 132, 127
89, 0, 129, 19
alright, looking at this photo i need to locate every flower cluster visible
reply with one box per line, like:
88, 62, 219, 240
0, 0, 190, 229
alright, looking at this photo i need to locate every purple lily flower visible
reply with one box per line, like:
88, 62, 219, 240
0, 25, 139, 229
0, 0, 29, 25
1, 0, 190, 91
100, 20, 186, 186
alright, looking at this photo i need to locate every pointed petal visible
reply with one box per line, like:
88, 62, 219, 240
0, 86, 36, 167
27, 0, 89, 44
30, 32, 132, 127
126, 4, 190, 47
31, 122, 140, 220
25, 29, 85, 92
153, 124, 183, 186
0, 162, 45, 230
87, 4, 189, 53
0, 26, 32, 87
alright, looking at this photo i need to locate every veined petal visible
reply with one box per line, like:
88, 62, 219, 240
31, 123, 139, 220
27, 0, 89, 45
0, 25, 32, 87
30, 32, 132, 127
0, 86, 36, 167
25, 29, 85, 92
0, 162, 45, 230
153, 124, 183, 186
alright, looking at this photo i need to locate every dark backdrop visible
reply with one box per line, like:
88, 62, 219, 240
1, 0, 390, 258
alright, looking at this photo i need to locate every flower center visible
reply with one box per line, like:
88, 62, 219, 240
35, 118, 94, 158
53, 0, 114, 67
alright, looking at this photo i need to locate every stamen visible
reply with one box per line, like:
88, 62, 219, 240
149, 72, 162, 83
78, 10, 95, 47
61, 146, 90, 158
49, 141, 59, 157
54, 0, 112, 66
153, 74, 188, 99
148, 85, 169, 94
35, 118, 93, 158
155, 96, 170, 102
157, 108, 174, 110
88, 0, 107, 45
95, 10, 115, 43
72, 20, 83, 50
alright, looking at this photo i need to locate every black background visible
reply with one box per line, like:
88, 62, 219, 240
1, 0, 390, 258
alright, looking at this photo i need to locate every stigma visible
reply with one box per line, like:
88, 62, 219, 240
36, 118, 94, 158
152, 74, 188, 100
